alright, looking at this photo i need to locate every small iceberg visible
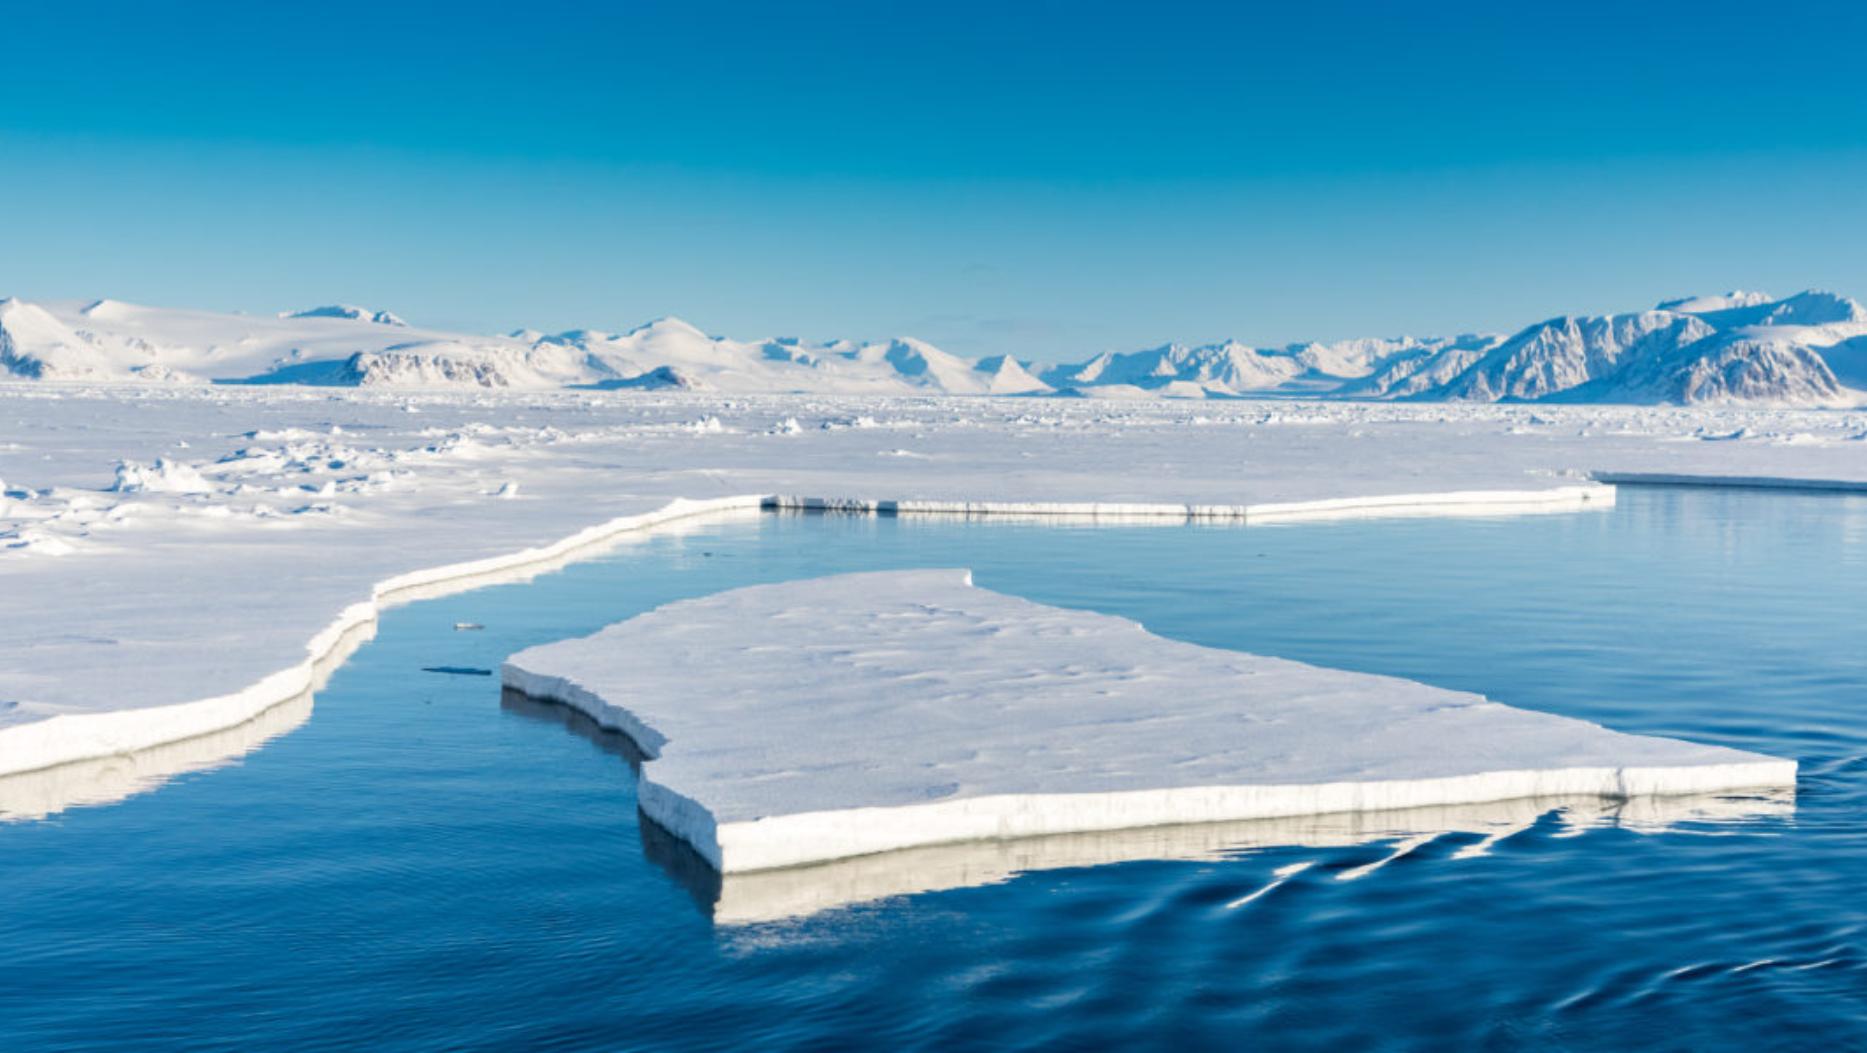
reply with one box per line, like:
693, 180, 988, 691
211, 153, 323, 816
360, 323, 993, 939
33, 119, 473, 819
502, 570, 1795, 876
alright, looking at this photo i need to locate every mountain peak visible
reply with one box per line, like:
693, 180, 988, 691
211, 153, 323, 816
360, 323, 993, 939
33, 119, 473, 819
1656, 290, 1774, 315
3, 291, 1860, 404
79, 298, 138, 320
886, 336, 945, 356
282, 304, 408, 326
1763, 289, 1867, 326
627, 315, 710, 339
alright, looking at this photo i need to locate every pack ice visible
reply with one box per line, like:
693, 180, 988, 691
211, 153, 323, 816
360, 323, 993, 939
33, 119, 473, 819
502, 569, 1795, 873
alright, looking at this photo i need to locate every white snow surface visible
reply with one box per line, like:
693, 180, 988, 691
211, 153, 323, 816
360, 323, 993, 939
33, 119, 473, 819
2, 386, 1864, 789
503, 569, 1792, 873
5, 289, 1866, 404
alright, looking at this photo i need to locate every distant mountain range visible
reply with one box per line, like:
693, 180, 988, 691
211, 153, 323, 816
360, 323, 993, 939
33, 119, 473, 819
4, 290, 1864, 405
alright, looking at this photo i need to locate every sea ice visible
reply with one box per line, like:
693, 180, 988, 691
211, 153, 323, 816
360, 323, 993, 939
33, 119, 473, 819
4, 388, 1861, 786
654, 792, 1793, 924
502, 569, 1796, 874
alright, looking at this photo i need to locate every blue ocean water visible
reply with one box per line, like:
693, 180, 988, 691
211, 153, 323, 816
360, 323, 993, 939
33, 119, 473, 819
3, 488, 1864, 1050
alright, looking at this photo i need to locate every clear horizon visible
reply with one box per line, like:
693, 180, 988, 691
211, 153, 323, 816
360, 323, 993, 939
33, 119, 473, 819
5, 0, 1866, 356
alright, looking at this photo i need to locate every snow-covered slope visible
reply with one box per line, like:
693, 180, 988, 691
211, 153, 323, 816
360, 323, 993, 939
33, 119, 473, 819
3, 289, 1864, 404
1428, 312, 1719, 402
544, 320, 1056, 395
1556, 334, 1844, 406
1414, 291, 1867, 406
1042, 341, 1302, 396
282, 304, 408, 326
1671, 289, 1865, 330
1336, 335, 1502, 398
0, 299, 129, 380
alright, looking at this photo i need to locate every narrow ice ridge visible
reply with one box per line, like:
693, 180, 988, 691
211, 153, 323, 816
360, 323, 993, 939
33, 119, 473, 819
501, 569, 1796, 874
0, 483, 1614, 782
765, 483, 1612, 522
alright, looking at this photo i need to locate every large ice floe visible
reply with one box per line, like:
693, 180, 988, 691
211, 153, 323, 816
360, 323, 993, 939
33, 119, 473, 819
647, 792, 1792, 925
503, 569, 1795, 877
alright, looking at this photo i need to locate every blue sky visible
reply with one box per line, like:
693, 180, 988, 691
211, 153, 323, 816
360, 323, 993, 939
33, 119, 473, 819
4, 0, 1866, 357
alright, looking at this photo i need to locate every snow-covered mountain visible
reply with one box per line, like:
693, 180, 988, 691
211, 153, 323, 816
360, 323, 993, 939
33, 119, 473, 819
281, 304, 408, 326
0, 299, 1055, 395
1425, 311, 1720, 402
535, 320, 1051, 395
0, 298, 550, 386
1340, 334, 1503, 399
3, 290, 1863, 405
1403, 290, 1867, 406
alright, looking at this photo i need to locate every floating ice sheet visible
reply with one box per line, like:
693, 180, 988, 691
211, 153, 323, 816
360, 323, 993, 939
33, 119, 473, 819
502, 570, 1796, 874
648, 791, 1794, 925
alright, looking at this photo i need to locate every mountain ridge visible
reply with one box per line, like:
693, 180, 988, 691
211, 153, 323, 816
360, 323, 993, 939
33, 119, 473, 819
2, 290, 1862, 406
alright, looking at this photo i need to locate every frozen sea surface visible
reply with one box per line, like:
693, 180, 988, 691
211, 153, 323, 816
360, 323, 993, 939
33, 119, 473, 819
2, 487, 1865, 1050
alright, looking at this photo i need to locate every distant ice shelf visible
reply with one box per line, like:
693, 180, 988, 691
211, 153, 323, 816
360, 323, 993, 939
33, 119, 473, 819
501, 569, 1796, 874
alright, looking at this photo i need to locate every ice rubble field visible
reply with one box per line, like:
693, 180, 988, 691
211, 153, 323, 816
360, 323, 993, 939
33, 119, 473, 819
504, 569, 1793, 873
2, 384, 1865, 788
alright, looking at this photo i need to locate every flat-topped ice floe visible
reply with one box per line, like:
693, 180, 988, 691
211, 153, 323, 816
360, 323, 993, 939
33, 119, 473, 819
671, 792, 1792, 924
502, 569, 1796, 874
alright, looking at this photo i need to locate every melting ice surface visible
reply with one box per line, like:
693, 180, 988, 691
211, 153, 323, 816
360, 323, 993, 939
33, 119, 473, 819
4, 487, 1866, 1049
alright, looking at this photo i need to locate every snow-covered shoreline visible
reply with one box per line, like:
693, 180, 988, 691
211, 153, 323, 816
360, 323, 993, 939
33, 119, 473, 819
3, 388, 1864, 789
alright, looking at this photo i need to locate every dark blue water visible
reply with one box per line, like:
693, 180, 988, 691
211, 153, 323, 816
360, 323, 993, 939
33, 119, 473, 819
3, 489, 1865, 1051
